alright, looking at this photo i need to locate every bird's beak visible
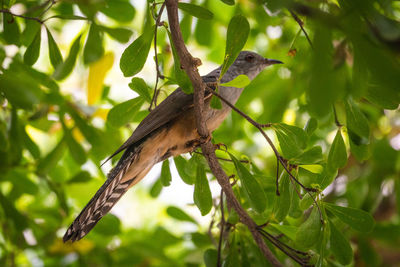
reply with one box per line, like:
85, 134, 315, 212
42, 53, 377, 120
264, 58, 284, 65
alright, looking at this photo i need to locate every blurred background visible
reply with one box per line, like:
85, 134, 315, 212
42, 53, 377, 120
0, 0, 399, 266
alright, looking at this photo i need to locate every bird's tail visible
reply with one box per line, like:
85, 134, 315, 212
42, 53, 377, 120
63, 148, 138, 242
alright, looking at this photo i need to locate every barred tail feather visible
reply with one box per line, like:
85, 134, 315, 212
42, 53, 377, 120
63, 149, 138, 242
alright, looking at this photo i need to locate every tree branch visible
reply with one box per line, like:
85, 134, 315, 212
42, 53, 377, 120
0, 8, 43, 23
164, 1, 282, 266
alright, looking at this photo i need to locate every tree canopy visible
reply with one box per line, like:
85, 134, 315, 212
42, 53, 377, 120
0, 0, 399, 266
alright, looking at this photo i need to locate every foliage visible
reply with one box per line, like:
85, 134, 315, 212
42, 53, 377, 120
0, 0, 399, 266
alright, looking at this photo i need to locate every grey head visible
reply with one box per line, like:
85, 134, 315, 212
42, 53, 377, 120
223, 50, 283, 81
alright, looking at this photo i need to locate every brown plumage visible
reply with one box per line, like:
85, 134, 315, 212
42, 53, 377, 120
63, 51, 282, 242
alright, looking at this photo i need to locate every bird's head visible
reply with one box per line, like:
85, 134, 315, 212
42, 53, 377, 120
226, 51, 283, 81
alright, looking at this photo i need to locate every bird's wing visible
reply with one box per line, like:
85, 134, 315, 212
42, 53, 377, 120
103, 74, 218, 163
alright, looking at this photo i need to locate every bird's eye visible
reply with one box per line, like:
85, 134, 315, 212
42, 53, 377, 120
245, 54, 255, 62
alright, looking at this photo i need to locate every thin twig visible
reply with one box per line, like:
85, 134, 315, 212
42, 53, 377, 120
149, 2, 166, 111
276, 157, 280, 196
39, 0, 56, 17
332, 105, 342, 127
217, 190, 225, 267
258, 229, 311, 266
289, 9, 313, 49
192, 150, 249, 163
164, 1, 283, 266
0, 9, 43, 23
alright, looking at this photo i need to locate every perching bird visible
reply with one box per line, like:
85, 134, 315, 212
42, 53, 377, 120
63, 51, 282, 242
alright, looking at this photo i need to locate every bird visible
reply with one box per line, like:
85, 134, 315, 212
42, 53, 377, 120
63, 51, 283, 242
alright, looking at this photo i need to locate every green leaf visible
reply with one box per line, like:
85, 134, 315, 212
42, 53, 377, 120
272, 123, 307, 159
295, 206, 322, 249
128, 77, 152, 103
178, 3, 214, 20
204, 249, 218, 267
195, 16, 213, 46
307, 24, 336, 117
173, 156, 194, 185
273, 172, 292, 222
220, 0, 235, 5
270, 223, 297, 241
24, 28, 41, 65
329, 219, 353, 265
53, 34, 81, 80
68, 171, 92, 184
107, 97, 144, 128
180, 14, 193, 43
292, 146, 323, 165
0, 191, 28, 231
349, 136, 370, 162
3, 13, 20, 45
304, 117, 318, 136
0, 121, 8, 152
94, 214, 121, 236
150, 178, 163, 198
192, 232, 212, 248
99, 26, 133, 43
21, 126, 40, 158
229, 153, 267, 213
193, 163, 212, 216
8, 108, 22, 164
166, 206, 197, 224
100, 0, 136, 22
0, 71, 43, 109
220, 15, 250, 77
83, 23, 104, 65
46, 28, 63, 68
21, 19, 40, 46
210, 95, 222, 109
325, 203, 375, 232
161, 159, 172, 187
64, 129, 86, 165
327, 129, 347, 171
220, 74, 251, 88
345, 98, 370, 141
37, 138, 66, 175
120, 29, 153, 77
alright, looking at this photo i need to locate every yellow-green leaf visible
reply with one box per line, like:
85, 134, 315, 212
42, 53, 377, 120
299, 164, 324, 174
220, 74, 250, 88
88, 52, 114, 105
